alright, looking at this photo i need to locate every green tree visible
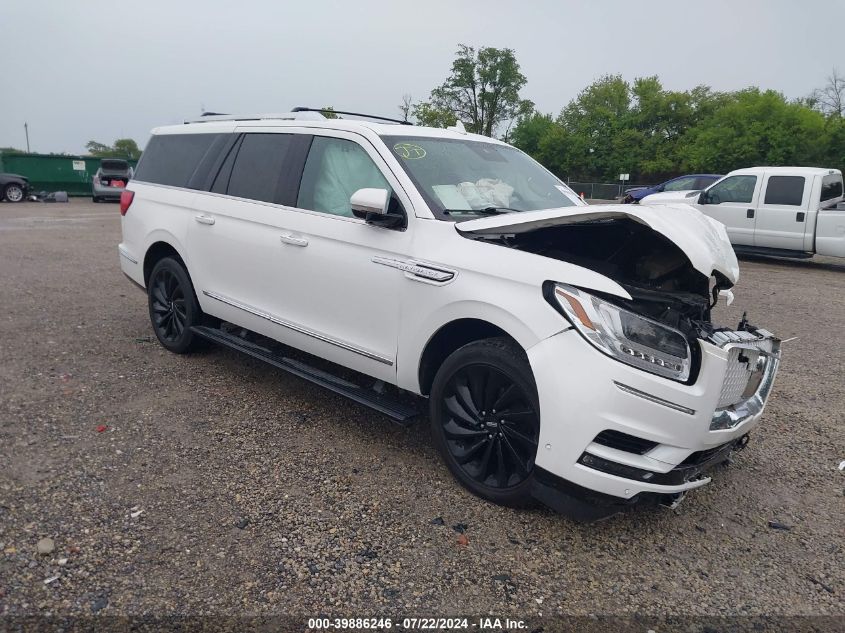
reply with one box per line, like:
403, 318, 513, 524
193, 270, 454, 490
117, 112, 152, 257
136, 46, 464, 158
414, 44, 533, 136
680, 89, 828, 173
321, 106, 338, 119
86, 138, 141, 159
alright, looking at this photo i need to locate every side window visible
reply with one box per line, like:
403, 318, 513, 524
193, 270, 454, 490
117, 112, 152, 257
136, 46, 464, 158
696, 176, 717, 190
226, 133, 293, 203
706, 175, 757, 204
821, 175, 843, 202
133, 134, 221, 187
297, 137, 390, 217
663, 176, 698, 191
764, 176, 805, 206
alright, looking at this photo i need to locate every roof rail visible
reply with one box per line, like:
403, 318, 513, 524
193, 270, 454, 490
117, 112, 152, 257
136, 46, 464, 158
184, 111, 328, 124
291, 107, 413, 125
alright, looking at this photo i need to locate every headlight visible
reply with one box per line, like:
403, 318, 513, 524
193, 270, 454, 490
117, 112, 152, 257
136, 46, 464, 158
552, 284, 691, 381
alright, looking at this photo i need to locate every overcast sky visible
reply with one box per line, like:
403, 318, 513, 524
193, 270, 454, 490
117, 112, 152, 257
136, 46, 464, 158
2, 0, 843, 154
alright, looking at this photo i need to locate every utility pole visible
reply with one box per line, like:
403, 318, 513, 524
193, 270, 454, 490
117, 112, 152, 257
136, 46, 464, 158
24, 122, 30, 153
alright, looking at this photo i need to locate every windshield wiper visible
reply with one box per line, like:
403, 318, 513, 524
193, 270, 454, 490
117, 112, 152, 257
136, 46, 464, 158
443, 206, 520, 216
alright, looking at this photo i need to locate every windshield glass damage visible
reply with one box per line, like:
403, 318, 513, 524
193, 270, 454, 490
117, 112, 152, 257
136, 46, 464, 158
383, 135, 579, 218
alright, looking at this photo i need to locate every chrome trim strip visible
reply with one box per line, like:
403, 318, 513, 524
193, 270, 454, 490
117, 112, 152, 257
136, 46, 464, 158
613, 381, 696, 416
118, 246, 138, 264
372, 256, 455, 282
202, 290, 393, 366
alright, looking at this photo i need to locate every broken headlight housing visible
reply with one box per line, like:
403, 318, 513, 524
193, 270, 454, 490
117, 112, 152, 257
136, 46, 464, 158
552, 284, 691, 382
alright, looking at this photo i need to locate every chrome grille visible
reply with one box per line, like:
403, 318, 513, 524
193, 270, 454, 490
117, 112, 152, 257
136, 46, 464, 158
718, 348, 754, 408
716, 338, 775, 409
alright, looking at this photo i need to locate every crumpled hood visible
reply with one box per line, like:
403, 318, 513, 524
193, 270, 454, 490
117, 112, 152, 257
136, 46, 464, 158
455, 203, 740, 284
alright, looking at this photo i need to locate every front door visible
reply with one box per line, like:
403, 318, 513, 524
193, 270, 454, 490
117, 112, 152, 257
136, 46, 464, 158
697, 174, 761, 246
754, 174, 809, 250
265, 131, 415, 382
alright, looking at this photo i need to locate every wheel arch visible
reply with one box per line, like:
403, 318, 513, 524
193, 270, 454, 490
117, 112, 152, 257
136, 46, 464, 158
143, 240, 188, 287
416, 317, 528, 397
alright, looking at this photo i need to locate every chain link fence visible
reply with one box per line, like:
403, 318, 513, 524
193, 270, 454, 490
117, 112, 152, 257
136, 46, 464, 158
567, 180, 654, 201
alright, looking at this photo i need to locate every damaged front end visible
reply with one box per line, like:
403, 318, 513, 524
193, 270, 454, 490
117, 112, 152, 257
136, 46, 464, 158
455, 205, 778, 387
456, 204, 782, 520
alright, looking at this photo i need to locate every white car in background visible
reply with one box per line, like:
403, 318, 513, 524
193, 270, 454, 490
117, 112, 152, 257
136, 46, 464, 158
118, 109, 781, 521
641, 167, 845, 258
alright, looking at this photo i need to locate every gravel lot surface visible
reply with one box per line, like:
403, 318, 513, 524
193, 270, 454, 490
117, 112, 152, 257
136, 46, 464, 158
0, 200, 843, 622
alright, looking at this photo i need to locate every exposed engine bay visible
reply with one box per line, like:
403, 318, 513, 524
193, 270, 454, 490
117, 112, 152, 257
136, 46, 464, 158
468, 218, 743, 342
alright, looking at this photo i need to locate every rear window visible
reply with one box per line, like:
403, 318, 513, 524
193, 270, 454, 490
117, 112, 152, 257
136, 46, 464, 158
225, 133, 294, 203
764, 176, 805, 206
133, 134, 220, 187
821, 175, 844, 202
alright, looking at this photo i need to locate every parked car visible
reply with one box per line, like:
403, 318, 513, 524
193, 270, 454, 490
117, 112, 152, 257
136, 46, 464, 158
93, 159, 133, 202
622, 174, 723, 204
118, 110, 781, 521
0, 173, 30, 203
641, 167, 845, 258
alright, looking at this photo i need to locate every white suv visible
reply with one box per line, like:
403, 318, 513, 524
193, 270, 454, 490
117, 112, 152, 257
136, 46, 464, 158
118, 109, 781, 521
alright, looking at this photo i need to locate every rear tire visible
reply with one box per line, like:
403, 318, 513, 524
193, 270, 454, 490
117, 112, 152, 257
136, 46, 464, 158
429, 337, 540, 507
3, 183, 24, 203
147, 257, 203, 354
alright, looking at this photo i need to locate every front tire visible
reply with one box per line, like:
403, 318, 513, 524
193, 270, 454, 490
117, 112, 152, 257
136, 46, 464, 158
430, 338, 540, 507
147, 257, 203, 354
4, 184, 24, 203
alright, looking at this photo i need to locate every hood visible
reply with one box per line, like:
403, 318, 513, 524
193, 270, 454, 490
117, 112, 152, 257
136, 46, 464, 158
455, 203, 739, 283
639, 190, 700, 204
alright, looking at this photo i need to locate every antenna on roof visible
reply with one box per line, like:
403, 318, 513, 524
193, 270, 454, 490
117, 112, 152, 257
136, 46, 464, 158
291, 107, 413, 125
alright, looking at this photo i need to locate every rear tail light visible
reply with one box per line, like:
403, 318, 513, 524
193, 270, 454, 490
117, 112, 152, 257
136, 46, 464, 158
119, 190, 134, 216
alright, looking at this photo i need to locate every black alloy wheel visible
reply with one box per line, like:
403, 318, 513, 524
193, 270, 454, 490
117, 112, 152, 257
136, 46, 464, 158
147, 257, 202, 353
430, 338, 540, 506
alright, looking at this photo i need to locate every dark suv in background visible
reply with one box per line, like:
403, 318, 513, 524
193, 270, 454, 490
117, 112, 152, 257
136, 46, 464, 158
623, 174, 722, 204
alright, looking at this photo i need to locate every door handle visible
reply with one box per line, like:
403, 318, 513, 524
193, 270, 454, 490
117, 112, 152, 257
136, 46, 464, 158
279, 233, 308, 247
194, 214, 215, 225
746, 209, 755, 219
796, 212, 805, 222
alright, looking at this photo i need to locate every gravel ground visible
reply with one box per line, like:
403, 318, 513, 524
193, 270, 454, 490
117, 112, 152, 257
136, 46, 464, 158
0, 200, 843, 623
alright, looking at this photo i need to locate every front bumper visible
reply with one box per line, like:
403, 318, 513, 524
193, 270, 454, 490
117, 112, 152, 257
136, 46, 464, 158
527, 326, 780, 516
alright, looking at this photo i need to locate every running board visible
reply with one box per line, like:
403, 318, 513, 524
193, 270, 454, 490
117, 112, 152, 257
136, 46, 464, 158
191, 326, 420, 423
733, 246, 813, 259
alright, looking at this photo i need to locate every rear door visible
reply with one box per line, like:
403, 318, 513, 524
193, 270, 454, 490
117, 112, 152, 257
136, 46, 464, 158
754, 174, 809, 250
188, 131, 308, 331
697, 174, 761, 246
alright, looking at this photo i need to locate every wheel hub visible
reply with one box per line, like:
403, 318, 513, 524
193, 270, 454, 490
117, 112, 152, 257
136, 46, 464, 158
440, 364, 539, 489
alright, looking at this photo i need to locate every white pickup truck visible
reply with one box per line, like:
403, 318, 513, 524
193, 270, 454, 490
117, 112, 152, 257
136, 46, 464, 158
641, 167, 845, 258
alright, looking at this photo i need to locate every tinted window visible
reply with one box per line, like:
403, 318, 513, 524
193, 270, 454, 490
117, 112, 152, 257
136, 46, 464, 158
821, 175, 843, 202
663, 176, 699, 191
764, 176, 805, 206
297, 137, 390, 216
706, 175, 757, 204
696, 176, 720, 189
226, 133, 293, 203
133, 134, 220, 187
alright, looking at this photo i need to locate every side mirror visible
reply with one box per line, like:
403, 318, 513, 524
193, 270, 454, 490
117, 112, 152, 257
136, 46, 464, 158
351, 188, 389, 216
698, 191, 708, 204
351, 188, 406, 230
